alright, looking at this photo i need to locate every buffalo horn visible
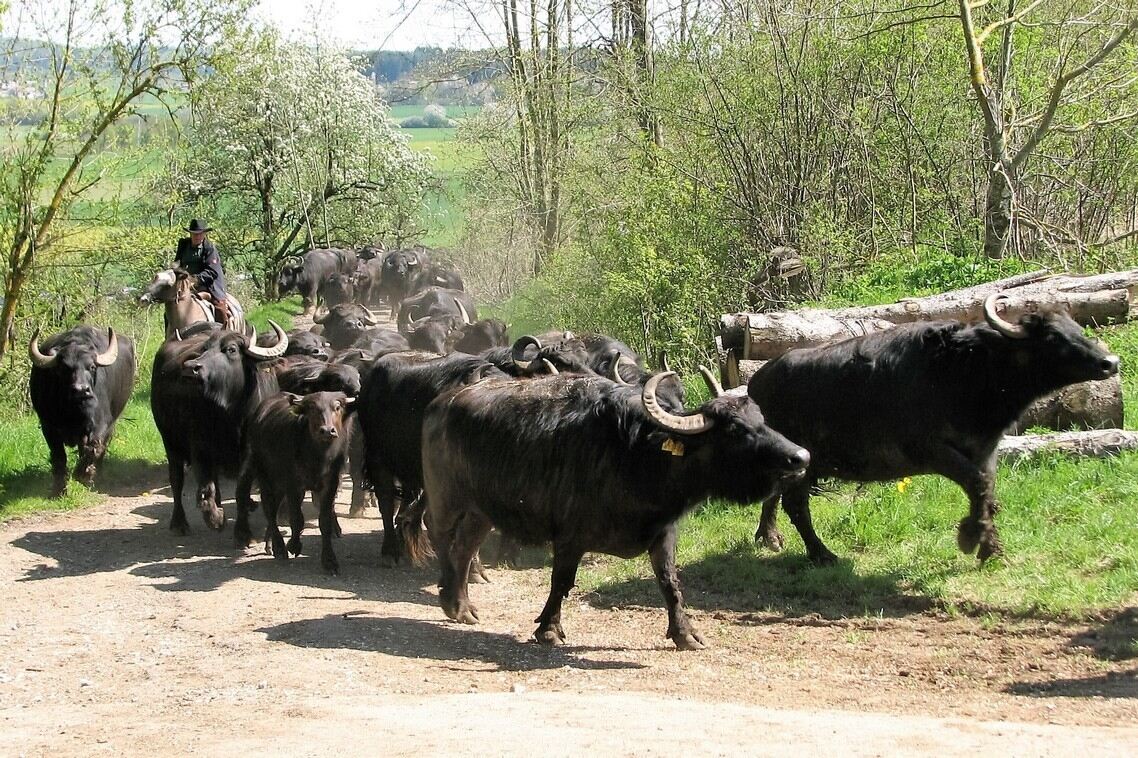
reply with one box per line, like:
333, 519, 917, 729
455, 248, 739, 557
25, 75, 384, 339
27, 329, 59, 369
643, 372, 714, 435
312, 306, 329, 324
609, 350, 633, 385
244, 320, 289, 359
174, 329, 183, 341
542, 359, 559, 375
361, 308, 380, 326
661, 351, 672, 374
511, 335, 542, 370
454, 298, 472, 325
983, 293, 1028, 339
95, 328, 119, 366
698, 365, 725, 398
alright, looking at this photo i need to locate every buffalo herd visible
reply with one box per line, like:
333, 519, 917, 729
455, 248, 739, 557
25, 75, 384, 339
26, 244, 1121, 649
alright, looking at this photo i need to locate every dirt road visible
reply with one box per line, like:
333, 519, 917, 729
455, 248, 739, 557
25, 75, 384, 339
1, 475, 1136, 756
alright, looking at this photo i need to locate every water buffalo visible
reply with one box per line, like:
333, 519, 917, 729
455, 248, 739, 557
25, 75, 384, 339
404, 372, 810, 649
150, 322, 289, 533
312, 304, 381, 350
356, 351, 508, 564
396, 287, 476, 332
319, 272, 355, 309
376, 247, 432, 309
278, 248, 356, 314
271, 356, 362, 397
234, 391, 356, 573
446, 318, 509, 355
740, 294, 1121, 565
29, 326, 136, 497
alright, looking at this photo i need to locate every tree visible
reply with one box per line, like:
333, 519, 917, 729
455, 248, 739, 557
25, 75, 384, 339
956, 0, 1138, 258
0, 0, 252, 362
165, 31, 431, 297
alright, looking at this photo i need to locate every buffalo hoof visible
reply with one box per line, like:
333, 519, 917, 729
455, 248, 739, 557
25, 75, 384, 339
977, 532, 1003, 563
533, 623, 566, 645
957, 517, 985, 555
202, 507, 226, 532
455, 607, 479, 625
233, 527, 253, 549
169, 512, 191, 535
287, 535, 303, 556
322, 553, 340, 576
378, 553, 399, 569
808, 547, 839, 566
347, 504, 369, 519
671, 631, 707, 651
754, 525, 785, 553
269, 536, 289, 559
468, 559, 490, 584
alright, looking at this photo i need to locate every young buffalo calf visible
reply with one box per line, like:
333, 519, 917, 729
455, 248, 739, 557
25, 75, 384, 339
235, 391, 355, 574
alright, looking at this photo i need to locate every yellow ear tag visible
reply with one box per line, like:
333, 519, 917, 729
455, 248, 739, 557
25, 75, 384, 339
661, 438, 685, 456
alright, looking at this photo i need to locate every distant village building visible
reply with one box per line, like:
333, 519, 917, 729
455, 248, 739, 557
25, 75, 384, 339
0, 80, 44, 100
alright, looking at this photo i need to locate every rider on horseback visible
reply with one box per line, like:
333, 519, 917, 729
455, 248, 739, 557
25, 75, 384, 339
174, 219, 230, 328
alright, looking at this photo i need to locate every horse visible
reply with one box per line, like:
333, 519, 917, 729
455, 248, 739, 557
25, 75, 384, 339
139, 268, 246, 338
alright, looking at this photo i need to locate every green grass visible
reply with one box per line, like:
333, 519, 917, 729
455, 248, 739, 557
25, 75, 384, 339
0, 300, 296, 521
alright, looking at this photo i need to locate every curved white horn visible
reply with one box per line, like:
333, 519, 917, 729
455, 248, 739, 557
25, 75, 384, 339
95, 328, 119, 366
28, 328, 59, 369
643, 371, 714, 435
983, 293, 1028, 339
244, 319, 289, 359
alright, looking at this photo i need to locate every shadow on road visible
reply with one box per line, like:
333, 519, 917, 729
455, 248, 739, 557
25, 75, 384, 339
1005, 669, 1138, 699
584, 546, 934, 622
9, 500, 437, 606
257, 613, 645, 672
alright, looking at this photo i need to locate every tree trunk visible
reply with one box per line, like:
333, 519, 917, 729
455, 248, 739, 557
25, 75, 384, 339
983, 166, 1015, 259
720, 269, 1138, 355
0, 250, 31, 363
997, 430, 1138, 462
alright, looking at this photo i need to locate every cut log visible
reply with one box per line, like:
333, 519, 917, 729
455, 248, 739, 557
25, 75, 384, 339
1010, 372, 1123, 434
998, 430, 1138, 462
720, 269, 1138, 354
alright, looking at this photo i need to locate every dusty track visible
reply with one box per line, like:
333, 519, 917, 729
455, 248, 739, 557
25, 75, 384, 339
1, 475, 1136, 756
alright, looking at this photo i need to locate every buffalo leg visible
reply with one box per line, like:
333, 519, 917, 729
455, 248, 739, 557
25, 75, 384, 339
929, 448, 1001, 561
285, 485, 306, 556
444, 510, 493, 625
74, 433, 104, 489
533, 545, 585, 646
262, 484, 289, 560
782, 483, 838, 566
167, 457, 190, 535
44, 430, 68, 498
649, 526, 705, 650
373, 469, 402, 567
315, 480, 340, 575
233, 459, 256, 548
494, 533, 522, 568
347, 424, 375, 518
754, 493, 786, 552
195, 464, 225, 531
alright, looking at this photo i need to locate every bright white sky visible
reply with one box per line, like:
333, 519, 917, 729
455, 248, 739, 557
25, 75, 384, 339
256, 0, 494, 50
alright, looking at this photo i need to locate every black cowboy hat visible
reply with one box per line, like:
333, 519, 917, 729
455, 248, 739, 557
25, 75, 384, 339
185, 219, 212, 233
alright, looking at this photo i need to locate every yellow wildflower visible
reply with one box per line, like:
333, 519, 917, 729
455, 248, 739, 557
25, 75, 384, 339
897, 477, 913, 494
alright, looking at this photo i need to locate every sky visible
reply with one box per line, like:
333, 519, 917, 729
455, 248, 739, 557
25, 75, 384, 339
256, 0, 495, 50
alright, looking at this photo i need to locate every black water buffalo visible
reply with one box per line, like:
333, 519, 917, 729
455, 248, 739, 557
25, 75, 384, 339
376, 247, 432, 308
234, 391, 355, 573
352, 328, 411, 356
312, 304, 381, 350
425, 260, 464, 292
352, 257, 385, 307
256, 329, 332, 361
320, 272, 355, 308
278, 249, 357, 314
404, 372, 810, 649
150, 322, 289, 532
356, 351, 508, 563
28, 326, 136, 497
403, 314, 463, 355
446, 318, 509, 355
740, 294, 1120, 566
272, 356, 362, 397
396, 287, 476, 332
536, 330, 685, 410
